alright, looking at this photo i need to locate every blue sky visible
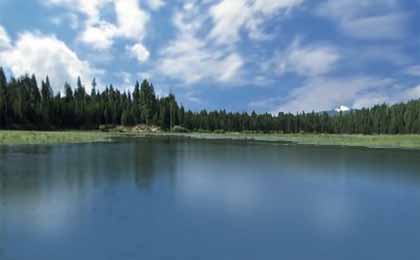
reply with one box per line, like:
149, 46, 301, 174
0, 0, 419, 113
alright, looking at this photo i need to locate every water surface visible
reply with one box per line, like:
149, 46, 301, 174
1, 138, 420, 259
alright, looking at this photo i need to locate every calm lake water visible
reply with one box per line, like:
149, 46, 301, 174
0, 137, 420, 260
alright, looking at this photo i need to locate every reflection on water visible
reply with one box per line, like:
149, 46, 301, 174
0, 138, 420, 260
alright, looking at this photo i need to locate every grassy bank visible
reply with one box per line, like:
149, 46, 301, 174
152, 132, 420, 150
0, 131, 117, 145
1, 130, 420, 150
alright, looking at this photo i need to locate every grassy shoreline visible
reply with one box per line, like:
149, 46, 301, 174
0, 130, 118, 145
1, 130, 420, 150
147, 132, 420, 150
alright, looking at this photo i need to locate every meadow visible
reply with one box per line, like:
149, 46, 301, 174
2, 130, 420, 150
0, 130, 115, 145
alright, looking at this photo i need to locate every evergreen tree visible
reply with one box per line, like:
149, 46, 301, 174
0, 68, 419, 134
41, 76, 53, 126
139, 80, 156, 124
0, 68, 8, 127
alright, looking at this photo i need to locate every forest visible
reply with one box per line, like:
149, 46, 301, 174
1, 67, 420, 134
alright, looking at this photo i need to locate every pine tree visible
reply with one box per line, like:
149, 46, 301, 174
139, 80, 156, 124
41, 76, 53, 126
0, 68, 8, 127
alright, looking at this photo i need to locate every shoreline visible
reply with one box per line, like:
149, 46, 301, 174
0, 130, 117, 146
1, 130, 420, 150
146, 132, 420, 150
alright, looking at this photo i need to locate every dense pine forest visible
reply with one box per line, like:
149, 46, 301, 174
1, 67, 420, 134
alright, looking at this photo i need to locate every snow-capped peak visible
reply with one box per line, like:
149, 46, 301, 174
335, 105, 350, 112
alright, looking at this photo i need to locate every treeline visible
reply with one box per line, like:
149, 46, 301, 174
1, 67, 420, 134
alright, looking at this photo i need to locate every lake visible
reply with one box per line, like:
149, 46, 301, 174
1, 137, 420, 260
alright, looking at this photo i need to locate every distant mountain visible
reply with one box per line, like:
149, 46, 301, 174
325, 105, 352, 116
335, 105, 350, 113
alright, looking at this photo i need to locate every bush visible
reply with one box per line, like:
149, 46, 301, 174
197, 129, 210, 133
99, 125, 115, 132
171, 125, 190, 133
213, 129, 225, 134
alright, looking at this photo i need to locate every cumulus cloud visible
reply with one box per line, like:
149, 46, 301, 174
46, 0, 150, 53
128, 43, 150, 63
79, 0, 149, 50
209, 0, 303, 45
317, 0, 407, 40
0, 32, 96, 94
0, 25, 11, 49
114, 0, 149, 40
79, 21, 117, 50
275, 40, 340, 77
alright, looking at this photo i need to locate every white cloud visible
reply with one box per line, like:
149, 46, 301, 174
272, 77, 394, 113
405, 85, 420, 99
46, 0, 150, 53
0, 33, 96, 94
78, 0, 149, 50
254, 0, 304, 15
209, 0, 303, 45
114, 0, 149, 40
79, 21, 117, 50
156, 0, 304, 84
183, 2, 194, 11
351, 94, 389, 109
0, 25, 11, 49
44, 0, 109, 21
128, 43, 150, 63
147, 0, 165, 10
268, 76, 420, 113
353, 84, 420, 108
155, 5, 244, 84
209, 0, 252, 45
219, 54, 244, 81
157, 33, 244, 84
276, 40, 340, 77
318, 0, 407, 40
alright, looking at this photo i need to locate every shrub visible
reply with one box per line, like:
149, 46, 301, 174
171, 125, 190, 133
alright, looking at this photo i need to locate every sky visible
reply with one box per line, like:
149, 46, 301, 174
0, 0, 419, 113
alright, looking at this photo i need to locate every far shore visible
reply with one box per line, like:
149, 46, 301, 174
148, 132, 420, 150
1, 130, 420, 150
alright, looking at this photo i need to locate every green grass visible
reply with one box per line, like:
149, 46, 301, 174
2, 130, 420, 150
0, 130, 117, 145
152, 132, 420, 150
